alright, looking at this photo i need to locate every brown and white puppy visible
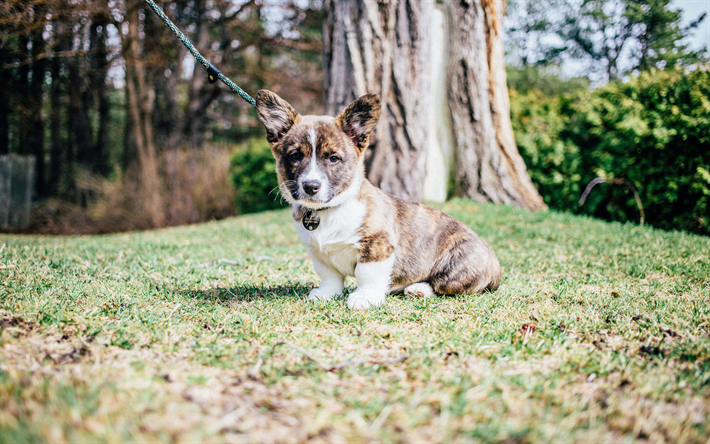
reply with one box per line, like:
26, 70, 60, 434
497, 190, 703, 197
255, 90, 501, 309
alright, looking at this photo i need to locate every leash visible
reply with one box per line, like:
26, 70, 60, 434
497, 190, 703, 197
142, 0, 256, 108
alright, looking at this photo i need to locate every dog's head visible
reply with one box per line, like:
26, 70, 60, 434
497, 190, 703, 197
255, 90, 380, 209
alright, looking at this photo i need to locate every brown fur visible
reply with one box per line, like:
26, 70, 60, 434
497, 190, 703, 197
356, 181, 501, 294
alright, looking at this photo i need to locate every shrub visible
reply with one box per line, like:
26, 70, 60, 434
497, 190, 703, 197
229, 137, 286, 214
510, 89, 583, 210
512, 66, 710, 235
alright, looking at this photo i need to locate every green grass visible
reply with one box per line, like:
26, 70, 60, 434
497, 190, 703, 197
1, 199, 708, 442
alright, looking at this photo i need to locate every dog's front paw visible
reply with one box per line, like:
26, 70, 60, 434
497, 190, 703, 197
346, 289, 386, 309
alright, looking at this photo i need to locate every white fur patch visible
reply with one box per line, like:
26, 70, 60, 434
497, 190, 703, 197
300, 128, 329, 200
307, 252, 345, 301
308, 128, 317, 151
297, 195, 366, 278
347, 254, 395, 309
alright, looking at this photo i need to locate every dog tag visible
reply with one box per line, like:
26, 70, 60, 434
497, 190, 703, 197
302, 209, 320, 231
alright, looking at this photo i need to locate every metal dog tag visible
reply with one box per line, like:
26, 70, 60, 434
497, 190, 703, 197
302, 209, 320, 231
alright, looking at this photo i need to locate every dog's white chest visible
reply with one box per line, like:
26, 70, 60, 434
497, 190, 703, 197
295, 199, 366, 277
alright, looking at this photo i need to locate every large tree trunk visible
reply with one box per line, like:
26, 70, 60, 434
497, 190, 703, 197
324, 0, 431, 201
324, 0, 545, 210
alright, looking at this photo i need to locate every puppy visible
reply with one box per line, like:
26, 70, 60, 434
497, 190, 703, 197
255, 90, 501, 309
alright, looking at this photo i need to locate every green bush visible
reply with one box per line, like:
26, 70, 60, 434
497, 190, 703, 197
510, 89, 583, 210
512, 66, 710, 235
229, 137, 286, 214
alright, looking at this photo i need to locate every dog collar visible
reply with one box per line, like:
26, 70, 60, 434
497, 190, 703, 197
302, 207, 327, 231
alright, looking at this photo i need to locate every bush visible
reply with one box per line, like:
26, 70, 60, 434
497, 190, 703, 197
512, 66, 710, 235
510, 89, 583, 211
230, 137, 286, 214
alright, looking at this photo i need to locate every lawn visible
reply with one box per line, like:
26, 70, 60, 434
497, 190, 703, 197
1, 200, 708, 442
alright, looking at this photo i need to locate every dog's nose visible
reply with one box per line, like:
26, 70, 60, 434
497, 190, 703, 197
303, 180, 321, 196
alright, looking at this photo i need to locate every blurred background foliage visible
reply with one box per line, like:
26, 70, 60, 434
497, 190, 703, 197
510, 68, 710, 235
0, 0, 322, 233
0, 0, 708, 235
506, 0, 709, 235
229, 136, 282, 215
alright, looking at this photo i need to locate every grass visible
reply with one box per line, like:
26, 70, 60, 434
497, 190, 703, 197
0, 199, 709, 443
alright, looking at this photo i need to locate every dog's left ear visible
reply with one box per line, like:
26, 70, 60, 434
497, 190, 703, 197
335, 94, 381, 152
255, 90, 300, 145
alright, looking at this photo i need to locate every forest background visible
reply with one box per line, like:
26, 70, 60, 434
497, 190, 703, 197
0, 0, 708, 235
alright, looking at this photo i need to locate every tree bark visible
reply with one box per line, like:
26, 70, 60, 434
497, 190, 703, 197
49, 53, 64, 192
49, 6, 69, 193
18, 34, 30, 156
89, 11, 111, 176
324, 0, 546, 210
68, 56, 95, 171
324, 0, 431, 202
123, 1, 165, 227
0, 48, 10, 154
448, 0, 545, 209
28, 7, 47, 196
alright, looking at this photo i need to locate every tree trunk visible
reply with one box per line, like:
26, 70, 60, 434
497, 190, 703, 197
324, 0, 546, 210
0, 87, 8, 155
28, 8, 47, 197
324, 0, 431, 201
68, 57, 95, 172
448, 0, 545, 209
49, 13, 69, 193
181, 0, 221, 149
0, 25, 9, 154
18, 34, 30, 156
90, 12, 111, 176
49, 54, 64, 193
123, 1, 165, 227
0, 49, 9, 154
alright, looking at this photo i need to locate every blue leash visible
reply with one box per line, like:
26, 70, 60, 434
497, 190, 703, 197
142, 0, 256, 108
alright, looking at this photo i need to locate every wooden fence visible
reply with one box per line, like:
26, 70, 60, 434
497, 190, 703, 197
0, 155, 35, 230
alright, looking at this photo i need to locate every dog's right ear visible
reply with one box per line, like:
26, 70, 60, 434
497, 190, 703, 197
255, 90, 300, 144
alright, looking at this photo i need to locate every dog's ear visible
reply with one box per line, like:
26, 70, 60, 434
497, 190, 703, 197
335, 94, 381, 152
255, 90, 300, 144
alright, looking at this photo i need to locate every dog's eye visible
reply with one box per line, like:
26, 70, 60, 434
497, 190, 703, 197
328, 155, 340, 164
290, 152, 303, 162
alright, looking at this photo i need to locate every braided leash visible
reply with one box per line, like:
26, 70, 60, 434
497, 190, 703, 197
142, 0, 256, 108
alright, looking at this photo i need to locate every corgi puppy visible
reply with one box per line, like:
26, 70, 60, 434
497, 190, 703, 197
255, 90, 501, 309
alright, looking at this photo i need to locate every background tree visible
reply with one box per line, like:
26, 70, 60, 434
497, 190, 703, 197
507, 0, 708, 82
0, 0, 324, 232
627, 0, 706, 72
324, 0, 546, 210
505, 0, 564, 67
